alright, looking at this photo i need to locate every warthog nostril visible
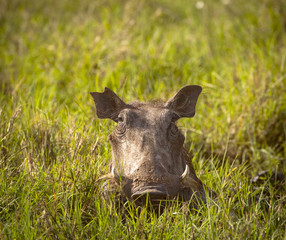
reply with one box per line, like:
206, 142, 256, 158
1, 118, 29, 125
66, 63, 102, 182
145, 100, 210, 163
132, 193, 168, 208
132, 192, 168, 201
131, 186, 169, 206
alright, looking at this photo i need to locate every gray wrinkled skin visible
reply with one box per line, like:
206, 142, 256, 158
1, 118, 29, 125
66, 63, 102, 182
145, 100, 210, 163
90, 85, 211, 208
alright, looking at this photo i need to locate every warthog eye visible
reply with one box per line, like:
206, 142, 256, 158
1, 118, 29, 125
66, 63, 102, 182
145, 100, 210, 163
116, 123, 126, 136
171, 113, 180, 122
168, 122, 179, 141
115, 114, 126, 136
117, 116, 124, 123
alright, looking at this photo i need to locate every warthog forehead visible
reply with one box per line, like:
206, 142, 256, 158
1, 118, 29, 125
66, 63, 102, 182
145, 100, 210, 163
120, 106, 174, 128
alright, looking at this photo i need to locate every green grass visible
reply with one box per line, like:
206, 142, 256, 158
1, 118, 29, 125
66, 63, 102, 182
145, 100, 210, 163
1, 0, 286, 239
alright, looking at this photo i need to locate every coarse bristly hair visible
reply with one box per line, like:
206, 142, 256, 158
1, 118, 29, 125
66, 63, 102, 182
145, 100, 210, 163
129, 100, 165, 109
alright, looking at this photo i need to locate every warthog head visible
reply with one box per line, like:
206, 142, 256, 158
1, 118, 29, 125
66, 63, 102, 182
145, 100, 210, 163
91, 85, 210, 208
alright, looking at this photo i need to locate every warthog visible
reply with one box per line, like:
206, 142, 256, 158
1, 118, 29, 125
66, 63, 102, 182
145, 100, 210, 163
91, 85, 212, 209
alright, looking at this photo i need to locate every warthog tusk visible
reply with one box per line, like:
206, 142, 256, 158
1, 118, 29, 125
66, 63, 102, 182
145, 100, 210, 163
180, 164, 200, 190
112, 167, 121, 184
95, 173, 114, 183
95, 167, 119, 183
181, 164, 190, 180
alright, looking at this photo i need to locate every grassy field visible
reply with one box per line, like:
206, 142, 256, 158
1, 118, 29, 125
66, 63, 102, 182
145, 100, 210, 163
1, 0, 286, 239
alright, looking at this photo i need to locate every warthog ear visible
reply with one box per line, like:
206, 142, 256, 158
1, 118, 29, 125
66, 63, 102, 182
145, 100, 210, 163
165, 85, 202, 118
90, 87, 127, 121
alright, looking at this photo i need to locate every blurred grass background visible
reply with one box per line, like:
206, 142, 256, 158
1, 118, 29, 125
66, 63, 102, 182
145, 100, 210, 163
0, 0, 286, 239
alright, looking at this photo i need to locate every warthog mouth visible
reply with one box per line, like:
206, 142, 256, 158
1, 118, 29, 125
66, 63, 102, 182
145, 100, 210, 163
98, 164, 206, 209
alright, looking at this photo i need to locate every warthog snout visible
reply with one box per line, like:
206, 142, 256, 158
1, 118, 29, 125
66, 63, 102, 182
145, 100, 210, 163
131, 185, 168, 205
90, 85, 214, 208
